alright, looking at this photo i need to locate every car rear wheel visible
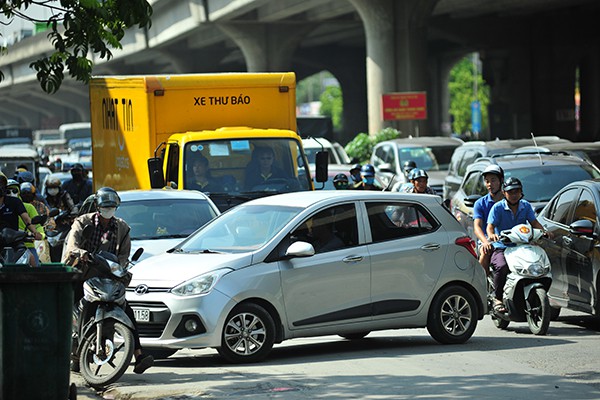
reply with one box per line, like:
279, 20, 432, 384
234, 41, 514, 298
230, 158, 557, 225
427, 285, 478, 344
217, 303, 275, 364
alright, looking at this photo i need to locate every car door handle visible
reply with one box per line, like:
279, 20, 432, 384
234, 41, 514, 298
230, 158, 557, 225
343, 255, 363, 263
421, 243, 441, 251
563, 236, 572, 246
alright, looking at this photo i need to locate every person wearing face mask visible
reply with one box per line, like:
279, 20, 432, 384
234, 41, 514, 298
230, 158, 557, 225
62, 187, 154, 374
61, 163, 93, 207
17, 170, 49, 207
351, 164, 383, 191
19, 182, 51, 264
45, 176, 77, 215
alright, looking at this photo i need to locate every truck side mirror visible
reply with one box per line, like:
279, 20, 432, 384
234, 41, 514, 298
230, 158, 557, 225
315, 151, 329, 183
147, 157, 165, 188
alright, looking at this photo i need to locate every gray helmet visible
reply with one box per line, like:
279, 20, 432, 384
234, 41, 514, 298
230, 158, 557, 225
95, 187, 121, 208
503, 177, 522, 192
482, 164, 504, 179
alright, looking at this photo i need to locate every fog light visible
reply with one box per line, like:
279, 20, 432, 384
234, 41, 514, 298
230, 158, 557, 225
173, 315, 206, 338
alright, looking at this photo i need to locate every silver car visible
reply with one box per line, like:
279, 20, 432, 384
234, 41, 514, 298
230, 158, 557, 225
127, 191, 487, 363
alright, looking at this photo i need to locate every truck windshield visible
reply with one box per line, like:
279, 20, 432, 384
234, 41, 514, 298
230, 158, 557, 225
183, 138, 312, 196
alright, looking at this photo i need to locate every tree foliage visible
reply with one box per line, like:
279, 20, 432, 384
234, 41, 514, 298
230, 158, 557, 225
449, 55, 490, 136
345, 127, 400, 164
0, 0, 153, 93
319, 85, 343, 132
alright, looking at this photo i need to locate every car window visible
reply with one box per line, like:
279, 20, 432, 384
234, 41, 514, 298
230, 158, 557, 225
573, 189, 596, 223
461, 171, 484, 196
398, 147, 439, 171
365, 202, 437, 242
457, 149, 482, 177
291, 204, 358, 252
546, 188, 578, 225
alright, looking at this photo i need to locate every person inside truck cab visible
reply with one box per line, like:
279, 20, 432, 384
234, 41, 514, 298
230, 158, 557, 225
187, 155, 224, 193
244, 146, 287, 190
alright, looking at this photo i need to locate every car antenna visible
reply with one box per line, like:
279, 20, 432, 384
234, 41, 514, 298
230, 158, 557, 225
530, 132, 544, 166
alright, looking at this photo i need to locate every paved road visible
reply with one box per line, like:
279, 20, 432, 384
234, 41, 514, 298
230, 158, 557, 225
72, 309, 600, 399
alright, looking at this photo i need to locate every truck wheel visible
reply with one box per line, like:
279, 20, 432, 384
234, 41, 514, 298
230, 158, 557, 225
427, 285, 477, 344
217, 303, 275, 364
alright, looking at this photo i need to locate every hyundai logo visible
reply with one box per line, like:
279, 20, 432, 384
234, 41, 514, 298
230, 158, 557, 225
134, 284, 149, 295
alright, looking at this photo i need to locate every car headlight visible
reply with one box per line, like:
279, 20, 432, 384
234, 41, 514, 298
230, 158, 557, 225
171, 268, 232, 297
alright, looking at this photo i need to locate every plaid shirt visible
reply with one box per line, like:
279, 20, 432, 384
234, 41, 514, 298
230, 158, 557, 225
88, 213, 118, 255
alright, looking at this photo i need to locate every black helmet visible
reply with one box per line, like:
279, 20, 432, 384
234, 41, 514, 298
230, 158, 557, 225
403, 160, 417, 172
482, 164, 504, 179
333, 173, 349, 184
503, 177, 522, 192
17, 170, 34, 184
95, 187, 121, 208
361, 164, 375, 177
411, 168, 428, 180
350, 163, 362, 173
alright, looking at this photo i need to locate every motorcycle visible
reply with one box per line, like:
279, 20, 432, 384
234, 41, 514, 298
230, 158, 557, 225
488, 223, 552, 335
46, 209, 76, 262
0, 214, 49, 266
72, 245, 144, 386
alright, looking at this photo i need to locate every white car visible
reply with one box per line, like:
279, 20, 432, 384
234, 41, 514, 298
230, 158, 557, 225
303, 137, 349, 165
127, 190, 487, 363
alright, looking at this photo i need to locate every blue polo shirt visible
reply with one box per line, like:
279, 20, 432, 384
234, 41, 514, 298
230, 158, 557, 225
473, 193, 496, 245
487, 198, 537, 249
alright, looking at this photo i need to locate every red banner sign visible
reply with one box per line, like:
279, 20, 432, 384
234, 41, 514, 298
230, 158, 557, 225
382, 92, 427, 121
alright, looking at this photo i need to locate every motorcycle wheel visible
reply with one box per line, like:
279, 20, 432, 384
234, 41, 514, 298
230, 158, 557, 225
427, 285, 478, 344
217, 303, 275, 364
79, 321, 135, 387
526, 287, 550, 336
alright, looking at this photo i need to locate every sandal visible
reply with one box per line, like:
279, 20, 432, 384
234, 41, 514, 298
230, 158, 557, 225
493, 302, 507, 314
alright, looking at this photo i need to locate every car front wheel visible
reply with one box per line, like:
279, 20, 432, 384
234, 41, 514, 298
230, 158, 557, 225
217, 303, 276, 364
427, 285, 478, 344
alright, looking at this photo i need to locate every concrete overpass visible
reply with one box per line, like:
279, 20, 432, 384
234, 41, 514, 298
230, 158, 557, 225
1, 0, 599, 145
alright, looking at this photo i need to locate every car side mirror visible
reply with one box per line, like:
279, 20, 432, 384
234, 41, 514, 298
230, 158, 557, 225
285, 241, 315, 258
463, 194, 481, 208
569, 219, 596, 238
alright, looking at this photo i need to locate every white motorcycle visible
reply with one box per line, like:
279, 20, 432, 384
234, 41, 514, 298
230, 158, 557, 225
489, 223, 552, 335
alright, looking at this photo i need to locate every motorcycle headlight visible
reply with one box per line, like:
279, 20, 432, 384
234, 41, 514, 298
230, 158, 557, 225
171, 268, 232, 297
521, 263, 549, 277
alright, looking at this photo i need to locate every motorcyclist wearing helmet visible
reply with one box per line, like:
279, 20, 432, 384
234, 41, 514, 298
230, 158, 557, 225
19, 182, 53, 264
402, 168, 435, 194
63, 187, 154, 374
402, 160, 417, 179
17, 170, 49, 207
352, 164, 382, 191
61, 163, 93, 207
333, 173, 349, 190
486, 177, 551, 314
45, 176, 77, 215
349, 163, 362, 184
473, 164, 505, 273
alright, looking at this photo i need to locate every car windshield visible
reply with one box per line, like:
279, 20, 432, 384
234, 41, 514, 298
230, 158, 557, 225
397, 146, 441, 171
428, 146, 458, 170
179, 204, 302, 253
507, 164, 600, 202
116, 198, 218, 240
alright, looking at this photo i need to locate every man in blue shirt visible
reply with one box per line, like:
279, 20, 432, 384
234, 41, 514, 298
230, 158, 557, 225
473, 165, 504, 273
486, 177, 547, 313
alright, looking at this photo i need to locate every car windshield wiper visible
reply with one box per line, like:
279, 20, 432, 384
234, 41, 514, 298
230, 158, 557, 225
167, 248, 185, 253
190, 249, 223, 254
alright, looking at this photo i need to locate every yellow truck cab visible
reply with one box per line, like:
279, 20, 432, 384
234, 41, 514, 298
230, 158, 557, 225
89, 73, 326, 211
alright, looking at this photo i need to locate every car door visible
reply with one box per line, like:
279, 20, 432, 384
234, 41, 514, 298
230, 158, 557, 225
563, 188, 597, 307
279, 203, 371, 330
541, 187, 579, 303
363, 201, 446, 320
452, 169, 485, 237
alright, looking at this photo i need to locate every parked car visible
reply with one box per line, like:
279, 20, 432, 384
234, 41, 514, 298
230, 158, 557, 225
450, 153, 600, 241
78, 189, 220, 261
371, 136, 463, 196
443, 136, 572, 202
303, 137, 347, 165
536, 179, 600, 319
126, 191, 487, 363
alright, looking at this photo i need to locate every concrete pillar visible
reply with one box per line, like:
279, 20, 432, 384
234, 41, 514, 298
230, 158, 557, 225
349, 0, 395, 135
429, 53, 462, 137
218, 23, 315, 72
579, 48, 600, 141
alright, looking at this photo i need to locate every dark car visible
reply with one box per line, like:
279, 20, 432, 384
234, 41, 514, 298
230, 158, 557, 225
450, 152, 600, 240
536, 179, 600, 318
513, 142, 600, 169
443, 137, 572, 202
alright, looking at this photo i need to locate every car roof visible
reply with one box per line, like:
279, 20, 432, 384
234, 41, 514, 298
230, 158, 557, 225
457, 137, 572, 152
117, 189, 214, 202
302, 137, 334, 148
240, 190, 443, 209
470, 152, 599, 172
381, 136, 464, 147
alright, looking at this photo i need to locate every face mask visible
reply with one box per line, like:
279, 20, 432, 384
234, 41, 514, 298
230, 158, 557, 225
99, 207, 116, 220
47, 188, 59, 196
363, 177, 374, 185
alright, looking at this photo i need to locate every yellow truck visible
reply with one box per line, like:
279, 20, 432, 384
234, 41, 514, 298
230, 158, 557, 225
89, 72, 326, 210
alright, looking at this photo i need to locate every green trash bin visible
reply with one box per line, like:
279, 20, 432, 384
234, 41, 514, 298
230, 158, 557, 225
0, 265, 80, 400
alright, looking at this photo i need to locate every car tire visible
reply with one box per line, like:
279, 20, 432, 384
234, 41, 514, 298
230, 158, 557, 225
217, 303, 276, 364
427, 285, 478, 344
339, 332, 370, 340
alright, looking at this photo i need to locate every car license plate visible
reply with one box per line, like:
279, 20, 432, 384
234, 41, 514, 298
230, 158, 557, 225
133, 308, 150, 322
